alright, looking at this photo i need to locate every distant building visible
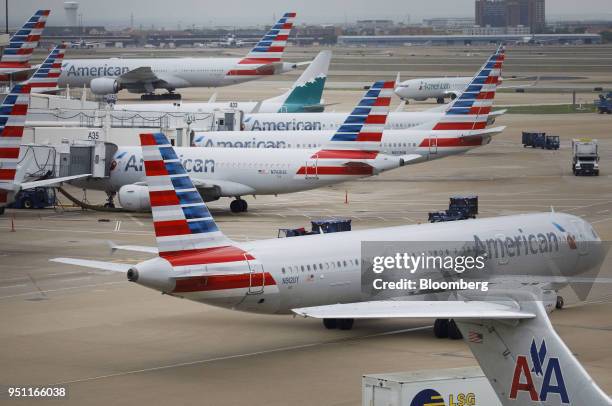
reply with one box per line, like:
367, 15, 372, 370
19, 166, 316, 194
423, 18, 476, 31
337, 33, 601, 46
475, 0, 545, 33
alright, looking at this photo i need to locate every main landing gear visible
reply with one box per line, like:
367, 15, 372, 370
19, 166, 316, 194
230, 198, 248, 213
556, 295, 565, 310
140, 92, 182, 101
323, 318, 354, 330
104, 192, 116, 208
436, 97, 445, 104
433, 319, 463, 340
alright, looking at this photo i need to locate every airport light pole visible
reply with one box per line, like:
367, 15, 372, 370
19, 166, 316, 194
5, 0, 8, 34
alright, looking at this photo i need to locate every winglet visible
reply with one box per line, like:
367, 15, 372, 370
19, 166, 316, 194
0, 10, 50, 68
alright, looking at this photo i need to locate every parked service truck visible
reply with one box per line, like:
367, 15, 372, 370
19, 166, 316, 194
362, 367, 501, 406
572, 138, 600, 176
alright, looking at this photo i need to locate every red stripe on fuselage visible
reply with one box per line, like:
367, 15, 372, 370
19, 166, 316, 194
173, 272, 276, 293
356, 132, 383, 142
312, 150, 378, 159
296, 165, 374, 176
160, 245, 254, 266
432, 121, 487, 131
419, 135, 484, 147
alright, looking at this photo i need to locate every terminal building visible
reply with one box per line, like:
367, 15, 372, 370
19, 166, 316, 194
337, 32, 601, 46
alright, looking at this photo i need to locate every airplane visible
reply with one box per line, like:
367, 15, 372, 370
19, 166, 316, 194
0, 81, 90, 215
67, 39, 104, 49
59, 13, 304, 100
193, 46, 506, 162
51, 132, 607, 340
229, 48, 506, 132
112, 50, 332, 114
69, 81, 407, 213
0, 10, 50, 83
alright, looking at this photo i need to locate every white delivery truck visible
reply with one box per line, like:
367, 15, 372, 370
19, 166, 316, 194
362, 367, 501, 406
572, 138, 600, 176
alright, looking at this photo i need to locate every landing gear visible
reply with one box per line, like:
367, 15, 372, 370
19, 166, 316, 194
323, 318, 337, 329
556, 296, 565, 310
229, 198, 248, 213
433, 319, 463, 340
436, 97, 445, 104
449, 93, 457, 100
433, 319, 449, 338
322, 318, 354, 330
140, 92, 182, 101
104, 192, 116, 208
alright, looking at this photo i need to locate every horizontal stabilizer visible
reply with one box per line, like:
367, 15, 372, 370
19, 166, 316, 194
108, 242, 158, 254
50, 257, 131, 273
20, 173, 91, 190
293, 300, 535, 320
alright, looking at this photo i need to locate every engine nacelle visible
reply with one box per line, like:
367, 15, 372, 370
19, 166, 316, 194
90, 77, 120, 95
118, 184, 150, 211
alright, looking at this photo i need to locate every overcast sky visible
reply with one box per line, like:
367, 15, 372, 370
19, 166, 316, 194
7, 0, 612, 29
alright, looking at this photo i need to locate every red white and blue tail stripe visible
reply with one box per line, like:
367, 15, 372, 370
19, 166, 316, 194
0, 84, 32, 206
27, 44, 66, 93
296, 80, 394, 177
0, 10, 50, 68
228, 12, 295, 76
431, 46, 505, 132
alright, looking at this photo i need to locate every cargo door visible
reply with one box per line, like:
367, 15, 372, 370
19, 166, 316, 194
244, 253, 265, 294
428, 135, 438, 155
304, 157, 318, 179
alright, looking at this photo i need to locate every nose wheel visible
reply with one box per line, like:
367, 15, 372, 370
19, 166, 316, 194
230, 198, 248, 213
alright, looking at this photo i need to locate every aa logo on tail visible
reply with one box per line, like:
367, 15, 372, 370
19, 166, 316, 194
509, 338, 569, 404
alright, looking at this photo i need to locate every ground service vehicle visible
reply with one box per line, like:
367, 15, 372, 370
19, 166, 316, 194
572, 138, 600, 175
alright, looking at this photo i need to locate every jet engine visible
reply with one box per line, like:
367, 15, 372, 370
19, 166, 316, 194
90, 77, 120, 95
117, 184, 150, 211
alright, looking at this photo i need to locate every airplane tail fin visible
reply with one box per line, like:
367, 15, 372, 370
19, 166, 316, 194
237, 12, 296, 66
456, 295, 612, 406
323, 80, 394, 151
0, 10, 50, 68
295, 81, 400, 178
415, 45, 505, 134
263, 50, 331, 112
28, 44, 66, 93
0, 83, 33, 207
139, 133, 234, 257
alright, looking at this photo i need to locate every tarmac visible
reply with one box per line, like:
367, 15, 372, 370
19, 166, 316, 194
1, 45, 611, 405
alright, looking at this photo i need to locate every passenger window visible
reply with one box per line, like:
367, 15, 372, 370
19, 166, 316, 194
301, 265, 305, 272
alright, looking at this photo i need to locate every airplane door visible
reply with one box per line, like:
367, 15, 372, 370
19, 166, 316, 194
244, 253, 265, 294
304, 158, 318, 179
428, 135, 438, 156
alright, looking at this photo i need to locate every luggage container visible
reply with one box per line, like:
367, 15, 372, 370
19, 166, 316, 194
278, 218, 351, 238
428, 195, 478, 223
362, 367, 501, 406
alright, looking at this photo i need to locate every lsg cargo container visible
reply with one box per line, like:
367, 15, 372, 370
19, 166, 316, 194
362, 367, 501, 406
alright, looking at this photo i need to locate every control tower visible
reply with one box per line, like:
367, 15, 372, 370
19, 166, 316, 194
64, 1, 79, 26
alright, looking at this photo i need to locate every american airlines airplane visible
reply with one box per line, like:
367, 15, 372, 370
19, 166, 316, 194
112, 50, 332, 114
395, 75, 473, 104
0, 10, 50, 83
59, 13, 303, 99
52, 132, 606, 341
70, 81, 407, 213
194, 47, 506, 161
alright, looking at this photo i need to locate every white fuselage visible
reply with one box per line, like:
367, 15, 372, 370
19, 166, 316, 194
395, 77, 471, 101
194, 127, 497, 161
70, 145, 402, 196
135, 212, 603, 315
60, 58, 268, 90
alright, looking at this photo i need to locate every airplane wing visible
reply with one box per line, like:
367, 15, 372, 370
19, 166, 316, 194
50, 257, 131, 273
19, 173, 92, 190
117, 66, 160, 84
293, 300, 535, 320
